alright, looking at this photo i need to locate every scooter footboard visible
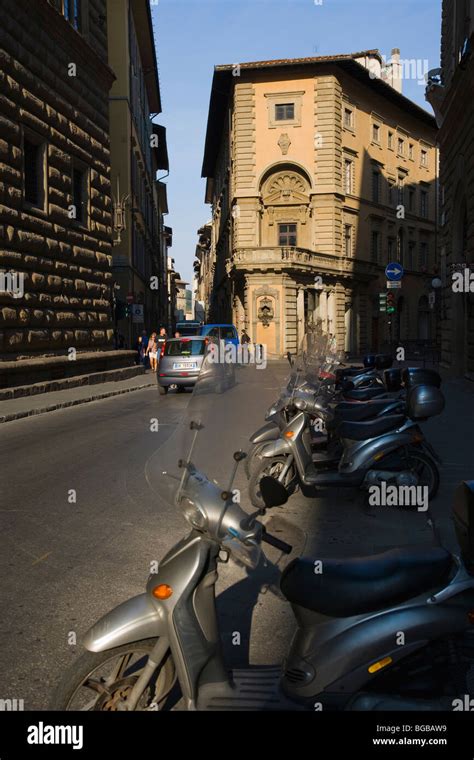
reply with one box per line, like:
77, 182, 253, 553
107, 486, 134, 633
83, 594, 166, 652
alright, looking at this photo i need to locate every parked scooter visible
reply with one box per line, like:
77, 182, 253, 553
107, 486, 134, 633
246, 347, 441, 480
248, 379, 444, 508
49, 367, 474, 711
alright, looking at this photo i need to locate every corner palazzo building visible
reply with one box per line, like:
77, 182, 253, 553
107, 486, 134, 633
200, 51, 438, 358
0, 0, 119, 384
427, 0, 474, 378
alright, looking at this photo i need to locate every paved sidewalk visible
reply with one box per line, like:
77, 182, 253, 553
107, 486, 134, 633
0, 371, 157, 423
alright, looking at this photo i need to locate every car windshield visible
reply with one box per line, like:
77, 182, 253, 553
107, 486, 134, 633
164, 340, 206, 357
177, 326, 200, 336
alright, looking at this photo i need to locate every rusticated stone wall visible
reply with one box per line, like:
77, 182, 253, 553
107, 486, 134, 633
0, 0, 116, 358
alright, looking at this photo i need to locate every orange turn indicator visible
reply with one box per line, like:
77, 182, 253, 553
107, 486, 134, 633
152, 584, 173, 600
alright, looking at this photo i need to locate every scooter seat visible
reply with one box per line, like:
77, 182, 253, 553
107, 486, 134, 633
334, 399, 401, 423
337, 414, 406, 441
280, 546, 452, 617
344, 387, 388, 401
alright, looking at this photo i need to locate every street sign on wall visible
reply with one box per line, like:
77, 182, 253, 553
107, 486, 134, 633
385, 262, 404, 281
132, 304, 144, 324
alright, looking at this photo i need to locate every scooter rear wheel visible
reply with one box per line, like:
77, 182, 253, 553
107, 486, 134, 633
49, 638, 177, 711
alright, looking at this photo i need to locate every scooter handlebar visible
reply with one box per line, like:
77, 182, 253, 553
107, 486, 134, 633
261, 529, 293, 555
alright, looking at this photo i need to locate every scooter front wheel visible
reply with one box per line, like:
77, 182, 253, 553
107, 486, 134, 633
49, 638, 177, 711
249, 456, 296, 509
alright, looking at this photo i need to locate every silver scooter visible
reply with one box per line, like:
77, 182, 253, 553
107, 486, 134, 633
49, 417, 474, 711
49, 353, 472, 712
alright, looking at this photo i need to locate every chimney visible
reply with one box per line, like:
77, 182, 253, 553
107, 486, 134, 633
388, 47, 403, 93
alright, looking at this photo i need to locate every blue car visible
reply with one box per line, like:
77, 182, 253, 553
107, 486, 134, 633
200, 324, 239, 347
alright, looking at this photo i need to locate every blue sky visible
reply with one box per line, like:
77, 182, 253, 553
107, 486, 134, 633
151, 0, 442, 283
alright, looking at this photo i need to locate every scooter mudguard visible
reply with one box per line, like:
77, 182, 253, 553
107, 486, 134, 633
250, 421, 280, 445
83, 593, 166, 652
259, 438, 292, 458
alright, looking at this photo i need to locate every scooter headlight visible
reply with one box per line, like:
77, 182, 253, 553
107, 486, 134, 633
181, 498, 208, 530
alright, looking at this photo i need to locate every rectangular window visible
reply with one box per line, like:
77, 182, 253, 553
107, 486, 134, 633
388, 180, 395, 206
344, 108, 354, 129
421, 149, 428, 167
408, 188, 415, 212
387, 238, 395, 263
419, 242, 428, 269
397, 137, 405, 156
408, 242, 416, 270
57, 0, 82, 31
371, 231, 380, 263
409, 143, 414, 160
372, 171, 380, 203
420, 190, 428, 218
275, 103, 295, 121
388, 131, 393, 149
344, 159, 353, 194
278, 223, 297, 247
397, 176, 404, 206
24, 139, 41, 205
344, 224, 353, 257
23, 136, 46, 208
72, 166, 87, 224
372, 123, 381, 143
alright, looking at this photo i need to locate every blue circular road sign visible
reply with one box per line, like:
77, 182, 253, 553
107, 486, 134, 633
385, 262, 404, 281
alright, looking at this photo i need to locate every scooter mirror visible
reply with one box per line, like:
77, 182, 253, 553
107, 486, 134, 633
259, 476, 289, 508
233, 450, 247, 462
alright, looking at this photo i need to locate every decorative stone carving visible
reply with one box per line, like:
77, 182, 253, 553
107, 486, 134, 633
257, 296, 274, 327
262, 169, 310, 207
277, 133, 291, 156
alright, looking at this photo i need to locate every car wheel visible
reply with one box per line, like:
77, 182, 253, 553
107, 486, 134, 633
158, 385, 168, 395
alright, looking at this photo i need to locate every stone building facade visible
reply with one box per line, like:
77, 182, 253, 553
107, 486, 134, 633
426, 0, 474, 378
0, 0, 116, 363
108, 0, 170, 346
201, 51, 438, 357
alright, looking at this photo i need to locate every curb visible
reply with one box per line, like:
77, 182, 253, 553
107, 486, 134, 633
0, 380, 156, 424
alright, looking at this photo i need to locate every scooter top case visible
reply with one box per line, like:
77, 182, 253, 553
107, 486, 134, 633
363, 354, 376, 369
375, 354, 393, 370
407, 384, 445, 420
402, 367, 442, 388
384, 368, 402, 391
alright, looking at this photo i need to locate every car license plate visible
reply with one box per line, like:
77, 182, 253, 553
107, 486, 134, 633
173, 362, 197, 370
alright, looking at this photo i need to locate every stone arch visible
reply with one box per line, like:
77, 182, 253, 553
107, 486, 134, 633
258, 161, 313, 193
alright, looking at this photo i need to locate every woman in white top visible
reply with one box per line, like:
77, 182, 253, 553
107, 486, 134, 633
146, 332, 159, 372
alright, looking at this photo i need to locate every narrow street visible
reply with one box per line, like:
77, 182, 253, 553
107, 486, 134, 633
1, 370, 473, 709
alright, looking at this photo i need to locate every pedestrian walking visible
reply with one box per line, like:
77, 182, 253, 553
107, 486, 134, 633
157, 326, 167, 349
146, 332, 159, 372
241, 329, 251, 345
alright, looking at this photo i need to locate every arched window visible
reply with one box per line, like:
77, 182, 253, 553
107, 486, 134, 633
259, 163, 312, 250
